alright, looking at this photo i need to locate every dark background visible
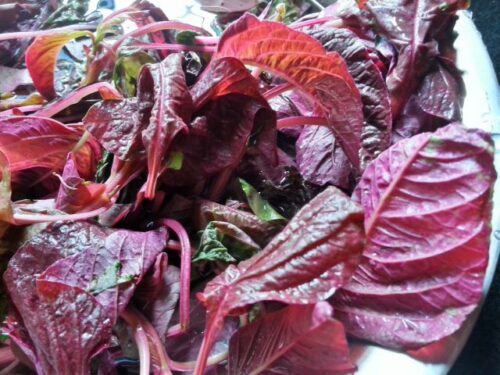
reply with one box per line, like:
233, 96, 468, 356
450, 1, 500, 374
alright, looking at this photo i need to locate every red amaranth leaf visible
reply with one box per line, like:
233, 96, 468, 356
215, 13, 364, 168
137, 53, 193, 199
334, 123, 496, 349
39, 226, 168, 323
193, 186, 364, 374
228, 302, 355, 375
34, 281, 113, 375
55, 153, 107, 214
25, 31, 92, 99
83, 98, 147, 161
0, 116, 100, 191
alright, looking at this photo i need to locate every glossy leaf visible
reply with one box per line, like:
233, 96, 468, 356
55, 153, 107, 214
363, 0, 468, 120
83, 98, 147, 160
4, 222, 110, 373
334, 124, 496, 349
216, 13, 364, 168
195, 200, 279, 248
34, 280, 113, 375
194, 187, 364, 373
239, 178, 285, 222
39, 226, 168, 323
0, 116, 100, 189
137, 53, 193, 198
25, 31, 92, 99
228, 302, 355, 375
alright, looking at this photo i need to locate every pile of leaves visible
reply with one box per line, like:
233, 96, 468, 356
0, 0, 496, 374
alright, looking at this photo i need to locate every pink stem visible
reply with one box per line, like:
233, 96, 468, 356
0, 24, 94, 41
263, 83, 294, 100
122, 307, 172, 375
0, 360, 19, 375
35, 82, 123, 118
193, 311, 224, 375
159, 219, 191, 331
102, 6, 135, 23
166, 240, 181, 251
125, 42, 216, 53
166, 323, 183, 337
170, 351, 228, 372
290, 16, 343, 29
0, 346, 15, 367
0, 105, 43, 116
121, 309, 151, 375
112, 21, 211, 53
277, 116, 329, 129
193, 36, 218, 45
13, 204, 111, 224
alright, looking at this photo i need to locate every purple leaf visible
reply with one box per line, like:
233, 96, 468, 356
137, 53, 193, 198
296, 126, 352, 189
34, 280, 113, 374
4, 222, 110, 373
135, 254, 180, 343
306, 27, 392, 166
334, 124, 496, 349
228, 302, 355, 375
39, 226, 168, 323
83, 98, 148, 161
55, 153, 107, 214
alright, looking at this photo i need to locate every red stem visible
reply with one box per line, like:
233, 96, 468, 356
35, 82, 123, 118
193, 36, 218, 46
121, 306, 172, 375
0, 24, 94, 41
277, 116, 329, 129
290, 16, 343, 30
0, 346, 15, 367
13, 204, 111, 224
121, 309, 152, 375
112, 21, 211, 53
263, 83, 294, 100
0, 105, 43, 116
125, 42, 215, 53
158, 219, 191, 332
193, 310, 224, 375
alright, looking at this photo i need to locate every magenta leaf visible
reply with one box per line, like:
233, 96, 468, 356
34, 280, 113, 375
39, 226, 168, 323
0, 116, 100, 190
307, 26, 392, 166
137, 53, 193, 199
228, 302, 355, 375
135, 258, 180, 344
334, 124, 496, 349
83, 98, 147, 161
296, 126, 352, 189
215, 13, 364, 168
194, 187, 364, 374
3, 222, 110, 373
55, 153, 107, 214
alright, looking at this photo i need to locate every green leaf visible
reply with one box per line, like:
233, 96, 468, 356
42, 0, 90, 29
239, 179, 286, 222
176, 31, 198, 46
166, 151, 184, 171
87, 262, 134, 295
113, 52, 156, 97
193, 221, 261, 263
